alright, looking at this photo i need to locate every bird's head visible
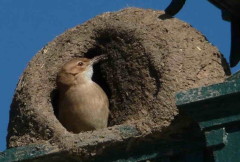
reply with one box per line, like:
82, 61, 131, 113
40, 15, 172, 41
60, 55, 107, 80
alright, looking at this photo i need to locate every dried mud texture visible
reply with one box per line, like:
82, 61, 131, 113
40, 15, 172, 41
7, 8, 230, 159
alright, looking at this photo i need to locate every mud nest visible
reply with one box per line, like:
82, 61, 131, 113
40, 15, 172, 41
7, 8, 230, 159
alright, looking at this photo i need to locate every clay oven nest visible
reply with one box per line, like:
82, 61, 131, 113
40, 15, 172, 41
7, 8, 230, 158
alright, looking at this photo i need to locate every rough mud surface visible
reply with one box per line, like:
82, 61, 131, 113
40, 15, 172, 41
7, 8, 230, 159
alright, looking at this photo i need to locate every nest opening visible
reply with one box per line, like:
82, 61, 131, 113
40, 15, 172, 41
84, 28, 157, 127
79, 28, 145, 127
50, 27, 163, 131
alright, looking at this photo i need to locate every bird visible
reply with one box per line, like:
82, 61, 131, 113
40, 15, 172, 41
56, 55, 109, 133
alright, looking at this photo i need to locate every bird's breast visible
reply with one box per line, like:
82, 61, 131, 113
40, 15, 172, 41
63, 82, 108, 107
58, 81, 109, 132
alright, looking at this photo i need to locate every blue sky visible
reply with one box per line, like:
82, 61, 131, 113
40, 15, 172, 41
0, 0, 238, 151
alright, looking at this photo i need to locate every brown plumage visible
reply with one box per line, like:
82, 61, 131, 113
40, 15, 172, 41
56, 55, 109, 133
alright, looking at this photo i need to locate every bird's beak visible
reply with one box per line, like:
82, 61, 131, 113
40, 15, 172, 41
90, 55, 107, 65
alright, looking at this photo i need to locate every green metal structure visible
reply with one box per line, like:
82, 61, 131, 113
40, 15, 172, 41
176, 71, 240, 162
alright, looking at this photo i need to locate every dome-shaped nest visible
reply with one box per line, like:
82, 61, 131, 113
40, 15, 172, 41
7, 8, 230, 159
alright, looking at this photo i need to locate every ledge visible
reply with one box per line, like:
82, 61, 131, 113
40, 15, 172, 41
176, 71, 240, 107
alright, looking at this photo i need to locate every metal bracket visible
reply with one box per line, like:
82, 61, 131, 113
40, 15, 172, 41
164, 0, 186, 16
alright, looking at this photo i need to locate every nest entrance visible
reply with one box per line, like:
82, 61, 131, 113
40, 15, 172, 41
84, 28, 162, 127
51, 27, 159, 128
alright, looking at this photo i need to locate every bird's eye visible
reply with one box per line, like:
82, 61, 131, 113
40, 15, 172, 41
78, 62, 83, 66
